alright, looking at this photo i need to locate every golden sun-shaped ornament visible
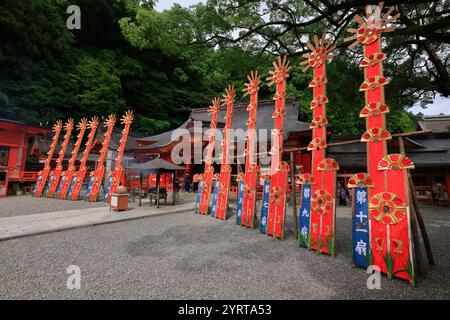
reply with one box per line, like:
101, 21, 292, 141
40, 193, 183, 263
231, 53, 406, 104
221, 84, 236, 107
243, 185, 255, 199
267, 56, 291, 87
77, 118, 88, 131
270, 186, 284, 206
300, 33, 336, 72
345, 2, 400, 49
104, 114, 117, 128
311, 189, 333, 216
369, 192, 406, 225
88, 117, 99, 129
53, 120, 63, 133
64, 118, 74, 132
121, 110, 134, 125
208, 98, 220, 115
243, 70, 260, 97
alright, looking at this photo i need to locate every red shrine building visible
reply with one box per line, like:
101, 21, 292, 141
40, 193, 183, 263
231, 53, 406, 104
131, 98, 314, 175
131, 102, 450, 205
0, 118, 50, 197
1, 105, 448, 205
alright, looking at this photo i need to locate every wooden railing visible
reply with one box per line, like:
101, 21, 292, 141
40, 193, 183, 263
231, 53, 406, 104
18, 171, 39, 181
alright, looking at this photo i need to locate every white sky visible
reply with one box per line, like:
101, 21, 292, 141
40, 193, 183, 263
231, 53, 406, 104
155, 0, 201, 11
154, 0, 449, 115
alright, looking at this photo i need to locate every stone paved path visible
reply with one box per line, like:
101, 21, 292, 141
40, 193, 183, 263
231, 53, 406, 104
0, 201, 195, 241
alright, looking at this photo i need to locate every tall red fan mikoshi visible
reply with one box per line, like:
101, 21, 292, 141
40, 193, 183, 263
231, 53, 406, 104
33, 120, 63, 197
86, 114, 116, 202
198, 98, 220, 215
68, 117, 99, 201
57, 118, 88, 199
46, 119, 74, 198
240, 71, 261, 228
301, 34, 339, 255
214, 85, 236, 220
106, 110, 134, 202
266, 56, 291, 239
345, 2, 415, 283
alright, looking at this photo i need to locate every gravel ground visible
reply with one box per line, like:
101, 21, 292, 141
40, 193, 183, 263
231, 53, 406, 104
0, 204, 449, 299
0, 196, 107, 218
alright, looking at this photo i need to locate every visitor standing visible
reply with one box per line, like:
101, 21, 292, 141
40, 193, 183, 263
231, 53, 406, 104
185, 172, 191, 193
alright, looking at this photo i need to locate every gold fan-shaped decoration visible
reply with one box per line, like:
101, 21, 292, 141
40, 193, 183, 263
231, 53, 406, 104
378, 154, 415, 171
317, 158, 340, 172
347, 173, 374, 189
296, 173, 316, 185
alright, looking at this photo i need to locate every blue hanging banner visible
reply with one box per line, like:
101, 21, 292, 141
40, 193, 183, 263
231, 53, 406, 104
67, 175, 77, 200
260, 180, 271, 234
195, 180, 203, 214
43, 176, 53, 197
32, 175, 42, 196
352, 186, 371, 268
210, 180, 220, 217
54, 176, 65, 198
298, 184, 312, 248
103, 175, 113, 202
84, 175, 95, 201
236, 180, 245, 225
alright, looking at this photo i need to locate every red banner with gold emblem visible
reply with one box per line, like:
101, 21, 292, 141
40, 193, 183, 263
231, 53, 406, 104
33, 120, 63, 197
241, 71, 261, 228
214, 85, 236, 220
56, 118, 88, 199
346, 2, 415, 284
46, 119, 74, 198
301, 34, 338, 254
266, 56, 291, 239
106, 110, 134, 202
86, 115, 116, 202
198, 98, 220, 215
68, 117, 99, 201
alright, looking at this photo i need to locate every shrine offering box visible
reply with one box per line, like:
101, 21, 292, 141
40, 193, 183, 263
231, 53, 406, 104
110, 193, 129, 212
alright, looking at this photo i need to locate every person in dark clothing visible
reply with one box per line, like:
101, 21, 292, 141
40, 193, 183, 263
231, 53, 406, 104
338, 183, 349, 206
184, 173, 191, 193
193, 177, 199, 193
